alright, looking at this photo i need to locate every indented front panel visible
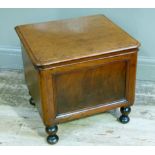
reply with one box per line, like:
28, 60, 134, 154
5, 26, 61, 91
53, 61, 127, 114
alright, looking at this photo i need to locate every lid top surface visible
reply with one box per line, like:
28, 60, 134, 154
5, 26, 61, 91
16, 15, 139, 66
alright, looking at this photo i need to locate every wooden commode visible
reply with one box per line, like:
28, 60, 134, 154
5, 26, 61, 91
15, 15, 140, 144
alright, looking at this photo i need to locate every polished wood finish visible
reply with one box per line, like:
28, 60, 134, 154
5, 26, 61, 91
15, 15, 139, 68
54, 61, 126, 114
15, 15, 140, 144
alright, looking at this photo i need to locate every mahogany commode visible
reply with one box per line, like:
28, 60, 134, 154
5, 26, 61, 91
15, 15, 140, 144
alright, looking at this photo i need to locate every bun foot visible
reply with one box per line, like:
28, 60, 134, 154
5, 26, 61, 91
46, 125, 59, 145
119, 115, 130, 124
29, 97, 35, 106
47, 135, 59, 145
119, 107, 131, 124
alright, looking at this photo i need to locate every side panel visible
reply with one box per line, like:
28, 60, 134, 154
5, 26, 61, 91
22, 45, 56, 126
54, 61, 126, 114
21, 45, 42, 114
22, 43, 56, 126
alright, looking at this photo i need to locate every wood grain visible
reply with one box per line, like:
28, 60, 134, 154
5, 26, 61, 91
54, 61, 126, 114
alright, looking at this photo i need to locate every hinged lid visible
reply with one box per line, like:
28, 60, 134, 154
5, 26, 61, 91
15, 15, 140, 68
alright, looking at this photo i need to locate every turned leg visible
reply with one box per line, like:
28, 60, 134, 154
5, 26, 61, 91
119, 106, 131, 124
29, 97, 35, 106
46, 125, 59, 145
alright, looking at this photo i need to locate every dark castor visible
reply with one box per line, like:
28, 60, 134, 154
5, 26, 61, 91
29, 97, 35, 106
119, 107, 131, 124
47, 135, 59, 145
46, 125, 59, 145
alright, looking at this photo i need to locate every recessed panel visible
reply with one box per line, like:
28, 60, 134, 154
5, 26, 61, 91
54, 61, 127, 114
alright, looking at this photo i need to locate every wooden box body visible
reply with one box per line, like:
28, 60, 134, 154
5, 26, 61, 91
22, 47, 137, 126
15, 15, 139, 127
